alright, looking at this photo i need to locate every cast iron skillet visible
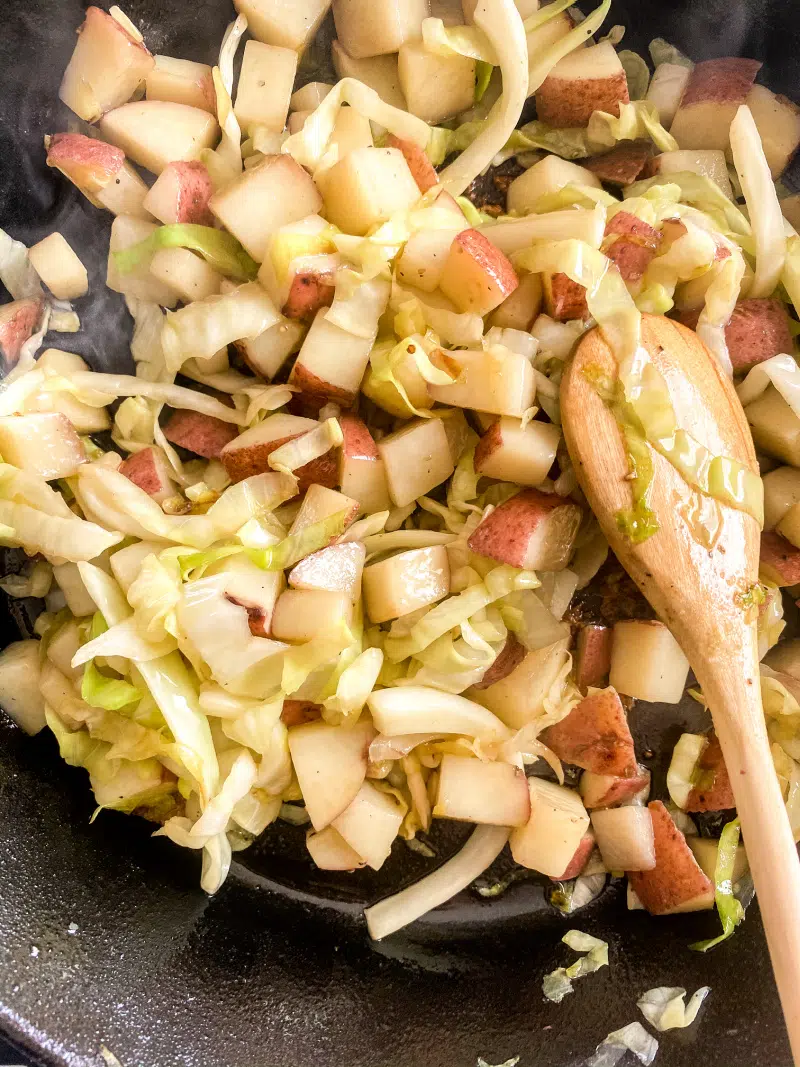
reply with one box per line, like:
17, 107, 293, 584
1, 2, 800, 1064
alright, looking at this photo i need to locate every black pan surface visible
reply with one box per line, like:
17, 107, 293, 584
1, 1, 799, 1064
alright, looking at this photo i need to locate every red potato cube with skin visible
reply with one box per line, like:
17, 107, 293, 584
686, 733, 735, 812
162, 410, 240, 459
745, 84, 800, 179
552, 830, 596, 881
575, 624, 613, 692
627, 801, 715, 915
438, 229, 519, 316
670, 58, 762, 151
281, 699, 323, 728
543, 273, 589, 322
760, 531, 800, 587
603, 212, 661, 284
535, 42, 629, 128
585, 142, 653, 186
146, 55, 216, 114
46, 133, 125, 197
541, 687, 637, 777
338, 415, 391, 515
474, 417, 561, 487
678, 298, 793, 372
282, 271, 336, 321
290, 309, 378, 407
385, 134, 439, 193
142, 161, 215, 226
289, 484, 361, 540
59, 6, 154, 123
489, 273, 543, 332
0, 298, 43, 368
467, 489, 583, 572
580, 766, 651, 810
99, 101, 220, 177
220, 414, 339, 491
471, 633, 527, 691
119, 446, 177, 504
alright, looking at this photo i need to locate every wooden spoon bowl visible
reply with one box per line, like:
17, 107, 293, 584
562, 313, 800, 1060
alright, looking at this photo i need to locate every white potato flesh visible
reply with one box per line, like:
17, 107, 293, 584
428, 347, 535, 418
434, 754, 531, 826
591, 806, 656, 871
96, 160, 152, 219
398, 41, 476, 125
330, 106, 374, 158
287, 719, 374, 831
745, 84, 800, 179
653, 149, 733, 198
146, 55, 216, 113
507, 156, 602, 215
206, 554, 284, 638
0, 413, 86, 480
28, 233, 88, 300
472, 641, 570, 730
234, 41, 297, 135
234, 0, 332, 52
99, 101, 220, 176
474, 417, 560, 486
331, 781, 405, 869
362, 545, 450, 624
53, 561, 98, 617
489, 274, 544, 332
645, 62, 691, 127
377, 417, 455, 507
109, 541, 163, 593
746, 386, 800, 467
689, 836, 749, 884
763, 467, 800, 531
235, 319, 305, 380
271, 589, 353, 643
29, 349, 110, 434
289, 542, 366, 601
340, 451, 392, 516
59, 5, 154, 122
106, 215, 180, 307
396, 227, 466, 293
0, 641, 46, 735
331, 42, 407, 109
609, 620, 690, 703
317, 147, 421, 236
291, 311, 375, 403
332, 0, 430, 59
291, 82, 334, 111
289, 484, 360, 537
210, 155, 323, 262
510, 778, 590, 877
306, 825, 366, 870
46, 619, 83, 682
149, 247, 223, 304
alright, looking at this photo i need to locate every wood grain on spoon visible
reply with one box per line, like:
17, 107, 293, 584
561, 313, 800, 1062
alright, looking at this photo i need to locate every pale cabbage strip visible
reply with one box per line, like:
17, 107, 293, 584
53, 371, 250, 424
637, 986, 710, 1031
737, 354, 800, 417
436, 0, 529, 197
364, 824, 510, 939
587, 1023, 659, 1067
729, 104, 786, 298
542, 929, 609, 1003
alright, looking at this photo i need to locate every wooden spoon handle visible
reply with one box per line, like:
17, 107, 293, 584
695, 627, 800, 1061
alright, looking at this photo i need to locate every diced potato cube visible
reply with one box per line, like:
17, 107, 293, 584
428, 347, 534, 417
290, 309, 376, 405
377, 417, 455, 507
146, 55, 216, 113
467, 489, 582, 571
609, 619, 690, 703
473, 417, 560, 485
670, 57, 761, 152
142, 161, 215, 226
332, 0, 430, 59
289, 541, 366, 601
438, 229, 519, 316
0, 413, 86, 480
272, 588, 353, 642
510, 778, 590, 877
541, 687, 636, 777
0, 641, 46, 735
763, 467, 800, 531
627, 801, 714, 915
535, 42, 629, 128
234, 0, 332, 51
762, 530, 800, 586
289, 484, 360, 538
507, 155, 601, 215
575, 623, 612, 691
331, 780, 404, 870
119, 446, 177, 503
210, 155, 323, 262
106, 215, 180, 306
489, 273, 543, 332
331, 106, 374, 158
163, 410, 239, 459
317, 147, 421, 236
650, 149, 733, 198
398, 40, 476, 124
362, 545, 450, 623
99, 101, 220, 176
291, 82, 333, 111
745, 385, 800, 466
149, 247, 222, 303
645, 62, 690, 127
433, 754, 531, 826
234, 41, 297, 135
27, 233, 88, 300
235, 319, 304, 381
472, 640, 571, 730
338, 415, 392, 515
331, 42, 406, 109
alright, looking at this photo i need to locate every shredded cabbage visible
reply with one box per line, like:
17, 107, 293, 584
543, 929, 609, 1003
112, 224, 258, 282
637, 985, 710, 1031
737, 354, 800, 417
690, 817, 745, 952
587, 1023, 658, 1067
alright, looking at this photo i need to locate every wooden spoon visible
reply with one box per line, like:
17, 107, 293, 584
561, 313, 800, 1061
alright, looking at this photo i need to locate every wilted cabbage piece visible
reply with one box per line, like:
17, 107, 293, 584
637, 985, 710, 1031
587, 1022, 659, 1067
542, 929, 609, 1002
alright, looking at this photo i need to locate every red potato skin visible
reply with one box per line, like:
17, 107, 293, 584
282, 272, 336, 321
220, 432, 339, 492
339, 414, 380, 462
161, 161, 215, 226
686, 733, 735, 811
119, 447, 171, 498
467, 488, 580, 569
575, 624, 613, 692
0, 298, 43, 367
445, 229, 519, 311
163, 410, 239, 459
473, 420, 505, 476
679, 57, 762, 107
541, 687, 637, 777
535, 71, 630, 128
551, 830, 596, 881
585, 142, 653, 185
582, 766, 651, 809
280, 699, 323, 727
286, 392, 330, 419
678, 298, 793, 372
627, 801, 714, 916
603, 211, 661, 284
471, 633, 527, 690
46, 133, 124, 193
760, 531, 800, 587
289, 362, 357, 408
225, 594, 272, 638
385, 134, 439, 193
544, 274, 589, 321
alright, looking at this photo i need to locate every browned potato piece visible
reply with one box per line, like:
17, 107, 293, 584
541, 687, 637, 777
670, 57, 761, 151
627, 801, 715, 915
535, 42, 629, 128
